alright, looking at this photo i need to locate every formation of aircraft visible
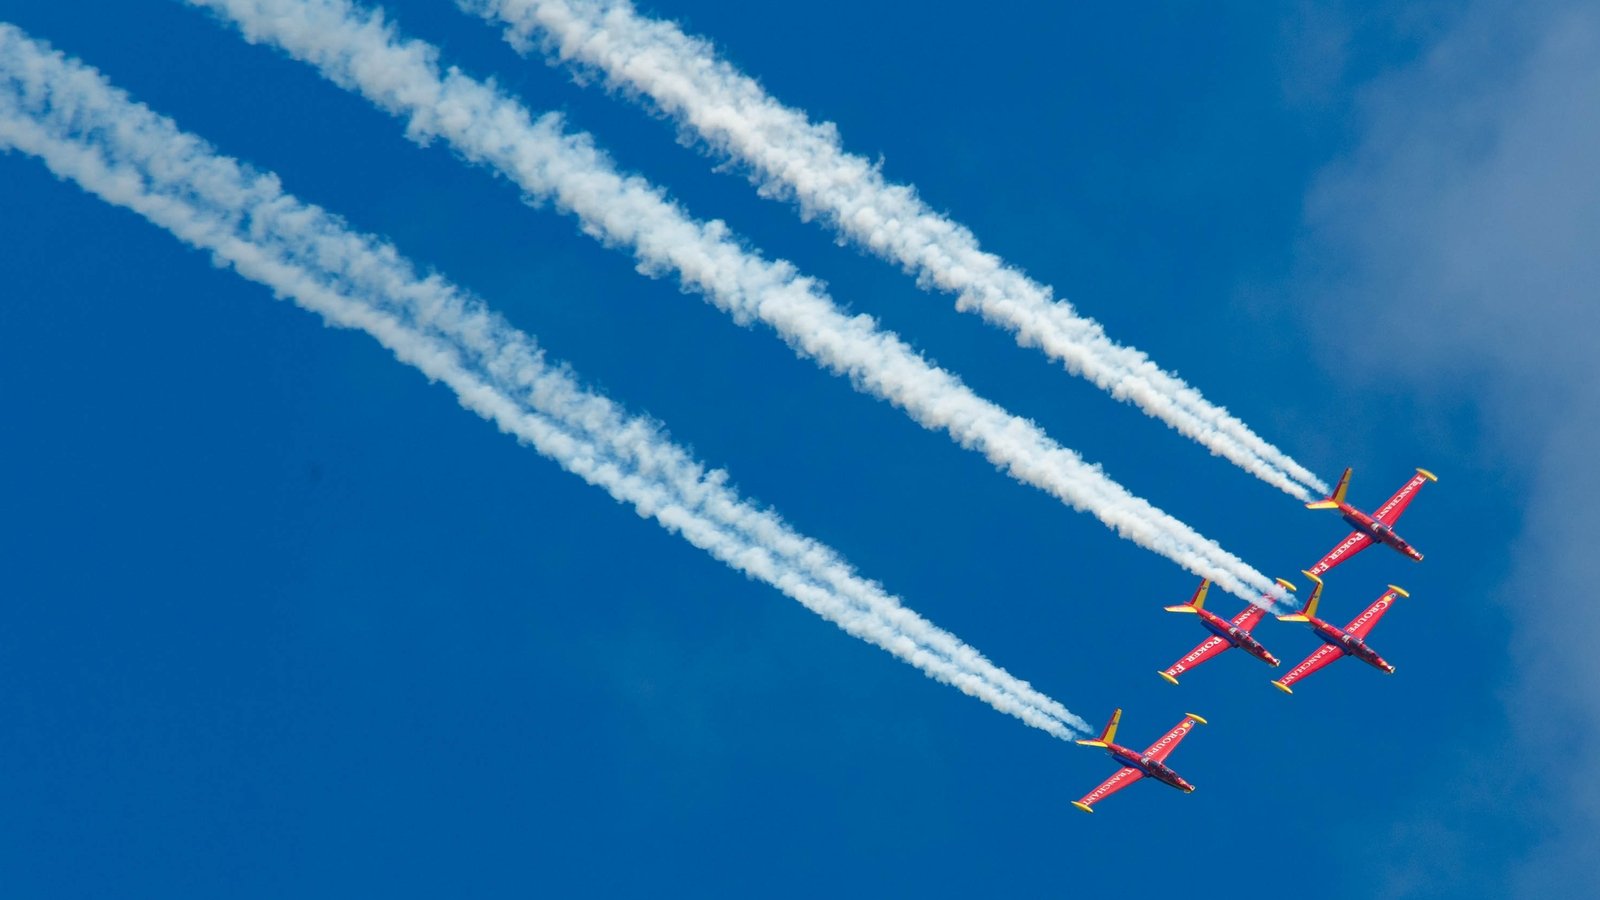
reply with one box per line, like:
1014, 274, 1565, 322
1072, 465, 1436, 813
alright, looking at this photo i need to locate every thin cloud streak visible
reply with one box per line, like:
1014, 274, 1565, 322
0, 23, 1088, 738
186, 0, 1292, 609
1300, 2, 1600, 892
466, 0, 1328, 501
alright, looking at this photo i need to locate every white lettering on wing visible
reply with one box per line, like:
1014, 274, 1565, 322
1375, 476, 1423, 520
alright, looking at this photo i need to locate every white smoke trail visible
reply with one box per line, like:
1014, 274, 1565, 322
185, 0, 1293, 609
0, 23, 1090, 738
467, 0, 1329, 501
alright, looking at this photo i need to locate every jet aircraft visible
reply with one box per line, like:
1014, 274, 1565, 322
1306, 467, 1436, 576
1072, 709, 1207, 813
1272, 572, 1408, 693
1157, 578, 1291, 684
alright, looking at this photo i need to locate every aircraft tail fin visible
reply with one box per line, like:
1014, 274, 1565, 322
1076, 708, 1122, 747
1164, 579, 1210, 614
1280, 571, 1324, 622
1306, 467, 1353, 510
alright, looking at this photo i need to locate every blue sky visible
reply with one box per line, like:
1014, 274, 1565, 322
1, 1, 1587, 897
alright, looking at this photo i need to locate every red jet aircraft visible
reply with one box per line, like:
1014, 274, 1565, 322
1272, 572, 1408, 694
1157, 578, 1292, 684
1306, 467, 1437, 576
1071, 709, 1207, 813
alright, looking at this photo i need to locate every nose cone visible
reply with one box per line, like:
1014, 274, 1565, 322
1267, 654, 1281, 667
1385, 664, 1397, 674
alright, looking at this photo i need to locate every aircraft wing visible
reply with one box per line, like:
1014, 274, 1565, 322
1142, 714, 1204, 763
1306, 530, 1373, 577
1230, 605, 1267, 632
1374, 470, 1435, 525
1161, 635, 1232, 682
1074, 766, 1144, 811
1275, 643, 1346, 692
1345, 586, 1405, 639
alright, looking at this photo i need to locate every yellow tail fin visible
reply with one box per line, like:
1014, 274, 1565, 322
1307, 467, 1352, 510
1164, 579, 1209, 613
1096, 708, 1121, 745
1296, 570, 1324, 620
1280, 571, 1324, 621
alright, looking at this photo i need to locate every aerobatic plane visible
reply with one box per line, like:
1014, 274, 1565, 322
1306, 467, 1437, 576
1272, 572, 1408, 694
1157, 578, 1292, 684
1071, 709, 1207, 813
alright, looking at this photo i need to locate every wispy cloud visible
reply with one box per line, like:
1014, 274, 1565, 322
1299, 1, 1600, 894
464, 0, 1328, 500
184, 0, 1294, 609
0, 22, 1089, 738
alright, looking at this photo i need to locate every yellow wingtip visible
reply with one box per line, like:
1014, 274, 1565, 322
1072, 801, 1094, 814
1158, 671, 1180, 686
1185, 713, 1208, 725
1163, 605, 1199, 614
1300, 570, 1324, 585
1389, 584, 1410, 598
1272, 680, 1293, 694
1275, 577, 1299, 592
1075, 739, 1108, 748
1417, 468, 1438, 482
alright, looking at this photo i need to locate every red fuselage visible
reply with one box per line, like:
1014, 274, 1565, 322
1340, 505, 1423, 562
1300, 615, 1395, 674
1097, 743, 1194, 793
1194, 607, 1280, 666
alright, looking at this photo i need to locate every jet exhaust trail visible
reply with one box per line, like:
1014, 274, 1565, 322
466, 0, 1329, 501
185, 0, 1293, 610
0, 23, 1089, 738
